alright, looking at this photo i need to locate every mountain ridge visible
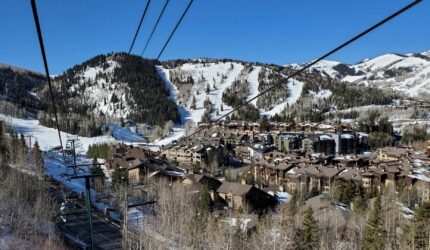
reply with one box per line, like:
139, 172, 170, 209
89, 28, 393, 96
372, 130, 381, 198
0, 50, 425, 136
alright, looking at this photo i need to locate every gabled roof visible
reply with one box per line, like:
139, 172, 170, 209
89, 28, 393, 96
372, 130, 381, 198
217, 181, 252, 196
380, 147, 410, 157
185, 174, 204, 183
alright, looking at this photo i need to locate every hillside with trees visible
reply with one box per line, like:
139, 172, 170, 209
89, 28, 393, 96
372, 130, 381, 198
0, 65, 46, 117
36, 53, 180, 136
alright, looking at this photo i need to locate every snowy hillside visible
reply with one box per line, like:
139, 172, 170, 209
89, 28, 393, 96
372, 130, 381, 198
291, 51, 430, 98
33, 53, 180, 136
66, 59, 135, 118
159, 61, 244, 123
158, 60, 303, 122
290, 60, 341, 78
422, 51, 430, 57
0, 114, 115, 152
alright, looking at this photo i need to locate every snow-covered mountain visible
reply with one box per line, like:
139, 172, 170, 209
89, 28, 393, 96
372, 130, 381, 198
2, 50, 426, 133
32, 53, 180, 136
158, 60, 304, 124
292, 51, 430, 98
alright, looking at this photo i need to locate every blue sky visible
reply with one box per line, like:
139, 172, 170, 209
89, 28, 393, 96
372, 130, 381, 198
0, 0, 428, 74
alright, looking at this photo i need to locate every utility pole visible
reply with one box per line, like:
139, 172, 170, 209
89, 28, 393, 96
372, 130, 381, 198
69, 173, 100, 250
65, 137, 104, 250
67, 137, 79, 167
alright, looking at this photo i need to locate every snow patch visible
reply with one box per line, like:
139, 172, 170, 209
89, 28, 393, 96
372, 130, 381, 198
262, 79, 303, 117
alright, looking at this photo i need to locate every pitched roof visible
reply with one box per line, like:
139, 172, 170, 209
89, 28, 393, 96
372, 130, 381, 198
217, 181, 252, 196
185, 174, 204, 183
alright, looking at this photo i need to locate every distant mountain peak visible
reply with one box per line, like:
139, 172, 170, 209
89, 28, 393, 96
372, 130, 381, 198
286, 50, 430, 98
0, 63, 43, 75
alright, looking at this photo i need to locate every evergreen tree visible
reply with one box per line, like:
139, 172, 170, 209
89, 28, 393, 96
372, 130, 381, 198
260, 116, 269, 132
110, 93, 119, 103
191, 95, 197, 110
352, 185, 367, 213
91, 158, 105, 191
298, 206, 320, 250
197, 186, 211, 216
244, 171, 254, 185
10, 132, 19, 164
111, 163, 128, 187
32, 141, 44, 173
288, 189, 299, 216
412, 202, 430, 249
0, 122, 7, 161
20, 133, 27, 150
362, 195, 385, 250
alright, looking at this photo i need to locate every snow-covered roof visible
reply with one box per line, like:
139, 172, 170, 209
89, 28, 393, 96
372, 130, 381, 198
319, 135, 333, 140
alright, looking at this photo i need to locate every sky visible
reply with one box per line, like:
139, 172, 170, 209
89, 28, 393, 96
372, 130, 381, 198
0, 0, 428, 74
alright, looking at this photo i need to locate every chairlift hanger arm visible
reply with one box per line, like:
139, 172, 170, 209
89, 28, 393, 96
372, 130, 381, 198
70, 174, 105, 180
66, 163, 105, 168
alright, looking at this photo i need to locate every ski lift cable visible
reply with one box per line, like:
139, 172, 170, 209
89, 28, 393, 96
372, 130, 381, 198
156, 0, 194, 60
100, 0, 154, 144
141, 0, 170, 57
129, 0, 152, 54
30, 0, 66, 164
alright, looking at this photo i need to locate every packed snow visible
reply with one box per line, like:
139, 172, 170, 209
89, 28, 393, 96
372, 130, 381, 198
309, 89, 332, 101
0, 114, 115, 152
71, 60, 134, 119
308, 60, 341, 78
109, 125, 146, 143
246, 66, 262, 105
352, 54, 404, 72
262, 79, 303, 117
159, 61, 245, 123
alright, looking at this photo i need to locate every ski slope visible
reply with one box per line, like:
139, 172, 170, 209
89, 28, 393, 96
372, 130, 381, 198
262, 79, 303, 117
0, 114, 115, 152
246, 66, 262, 106
159, 60, 309, 121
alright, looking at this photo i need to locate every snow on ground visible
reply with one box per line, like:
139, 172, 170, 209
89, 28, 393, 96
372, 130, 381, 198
74, 60, 134, 119
308, 60, 341, 78
29, 91, 40, 100
335, 104, 390, 114
156, 66, 194, 126
81, 60, 117, 80
262, 79, 303, 117
309, 89, 332, 101
0, 114, 115, 152
154, 62, 246, 149
401, 65, 430, 97
0, 112, 187, 154
159, 62, 250, 122
225, 217, 253, 231
43, 150, 139, 226
246, 66, 262, 106
109, 125, 145, 143
208, 63, 245, 120
342, 75, 367, 83
352, 54, 404, 72
391, 119, 430, 134
288, 60, 341, 78
153, 127, 186, 147
389, 56, 428, 70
